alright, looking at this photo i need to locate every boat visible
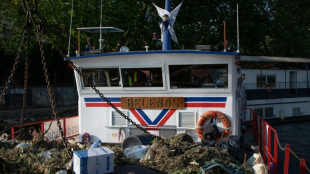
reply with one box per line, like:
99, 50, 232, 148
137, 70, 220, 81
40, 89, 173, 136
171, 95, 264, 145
69, 1, 243, 144
240, 56, 310, 123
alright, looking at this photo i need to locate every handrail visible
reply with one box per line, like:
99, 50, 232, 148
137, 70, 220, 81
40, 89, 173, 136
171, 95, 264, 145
243, 82, 310, 90
242, 108, 310, 174
11, 115, 78, 139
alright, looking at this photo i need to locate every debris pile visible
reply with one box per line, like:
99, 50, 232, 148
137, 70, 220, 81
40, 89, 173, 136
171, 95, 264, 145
0, 133, 254, 174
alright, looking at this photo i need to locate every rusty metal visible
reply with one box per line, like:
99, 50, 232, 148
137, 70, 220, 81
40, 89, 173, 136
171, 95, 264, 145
21, 0, 72, 157
0, 12, 32, 105
20, 12, 32, 137
34, 22, 72, 157
19, 0, 160, 147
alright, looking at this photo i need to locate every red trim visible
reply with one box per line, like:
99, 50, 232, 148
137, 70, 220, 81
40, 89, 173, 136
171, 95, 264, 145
284, 145, 290, 174
300, 159, 306, 174
185, 103, 226, 108
41, 122, 44, 133
130, 109, 147, 126
234, 60, 240, 65
146, 127, 159, 131
66, 133, 79, 138
86, 103, 121, 107
158, 109, 176, 126
86, 103, 225, 108
63, 119, 67, 137
11, 127, 14, 139
274, 133, 278, 174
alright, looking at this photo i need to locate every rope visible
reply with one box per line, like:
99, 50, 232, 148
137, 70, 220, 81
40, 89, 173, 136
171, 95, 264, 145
289, 149, 310, 173
274, 133, 285, 151
67, 0, 74, 57
274, 132, 310, 173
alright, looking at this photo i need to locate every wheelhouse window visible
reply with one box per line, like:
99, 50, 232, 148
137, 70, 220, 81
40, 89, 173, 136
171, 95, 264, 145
81, 68, 120, 87
169, 64, 228, 89
121, 68, 163, 87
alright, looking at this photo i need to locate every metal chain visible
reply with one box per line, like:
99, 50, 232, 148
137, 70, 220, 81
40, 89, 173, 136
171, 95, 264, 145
19, 12, 32, 138
65, 57, 161, 140
23, 0, 160, 144
24, 0, 72, 157
35, 23, 72, 157
0, 12, 32, 104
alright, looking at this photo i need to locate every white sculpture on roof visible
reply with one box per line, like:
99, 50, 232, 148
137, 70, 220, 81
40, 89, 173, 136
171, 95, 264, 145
153, 2, 183, 43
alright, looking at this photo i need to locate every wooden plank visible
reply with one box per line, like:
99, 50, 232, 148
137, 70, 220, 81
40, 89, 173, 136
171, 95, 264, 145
121, 97, 184, 109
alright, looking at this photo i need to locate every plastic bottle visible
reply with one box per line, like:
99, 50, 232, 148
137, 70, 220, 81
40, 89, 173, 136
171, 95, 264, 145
90, 140, 101, 149
123, 145, 149, 159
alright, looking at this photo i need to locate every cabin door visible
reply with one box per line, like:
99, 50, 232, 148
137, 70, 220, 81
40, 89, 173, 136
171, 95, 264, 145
289, 71, 297, 92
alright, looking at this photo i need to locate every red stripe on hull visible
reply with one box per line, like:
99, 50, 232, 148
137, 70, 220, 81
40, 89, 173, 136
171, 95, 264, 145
185, 103, 226, 108
158, 109, 176, 126
130, 109, 147, 126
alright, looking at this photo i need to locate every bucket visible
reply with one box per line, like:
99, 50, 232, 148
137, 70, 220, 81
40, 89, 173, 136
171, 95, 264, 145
122, 134, 154, 150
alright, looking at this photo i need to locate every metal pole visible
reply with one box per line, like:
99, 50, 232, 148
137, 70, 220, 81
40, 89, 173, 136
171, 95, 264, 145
100, 0, 103, 52
223, 21, 226, 52
284, 144, 290, 174
78, 29, 80, 55
300, 159, 306, 174
163, 0, 171, 50
236, 4, 240, 53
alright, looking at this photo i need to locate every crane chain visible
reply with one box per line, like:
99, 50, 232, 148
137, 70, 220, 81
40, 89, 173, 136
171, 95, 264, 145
20, 12, 32, 138
34, 22, 72, 158
22, 0, 161, 145
24, 0, 72, 157
0, 12, 32, 105
65, 57, 161, 140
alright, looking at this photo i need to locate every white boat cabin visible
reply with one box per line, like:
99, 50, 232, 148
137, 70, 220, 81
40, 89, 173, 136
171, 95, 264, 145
240, 56, 310, 121
71, 50, 242, 143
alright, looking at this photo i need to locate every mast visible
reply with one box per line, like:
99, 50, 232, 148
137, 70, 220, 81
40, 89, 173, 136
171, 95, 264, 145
236, 4, 240, 53
163, 0, 171, 50
99, 0, 103, 52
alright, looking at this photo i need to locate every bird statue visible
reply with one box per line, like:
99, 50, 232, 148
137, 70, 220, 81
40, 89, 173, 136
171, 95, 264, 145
153, 2, 183, 43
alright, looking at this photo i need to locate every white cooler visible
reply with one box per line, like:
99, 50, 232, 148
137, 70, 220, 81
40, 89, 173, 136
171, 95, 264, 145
73, 147, 114, 174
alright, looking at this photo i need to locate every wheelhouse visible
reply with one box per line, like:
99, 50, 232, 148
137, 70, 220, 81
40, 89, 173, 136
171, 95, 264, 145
71, 50, 241, 143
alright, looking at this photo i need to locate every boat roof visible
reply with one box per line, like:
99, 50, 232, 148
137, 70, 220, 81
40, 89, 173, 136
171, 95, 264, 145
241, 56, 310, 69
69, 50, 239, 60
77, 27, 124, 33
241, 56, 310, 63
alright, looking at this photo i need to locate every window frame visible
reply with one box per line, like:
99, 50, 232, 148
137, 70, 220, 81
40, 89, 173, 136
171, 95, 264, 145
167, 62, 232, 92
256, 74, 276, 88
120, 66, 166, 91
79, 67, 122, 91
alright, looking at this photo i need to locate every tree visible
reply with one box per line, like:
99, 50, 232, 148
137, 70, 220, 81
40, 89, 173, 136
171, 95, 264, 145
1, 0, 309, 87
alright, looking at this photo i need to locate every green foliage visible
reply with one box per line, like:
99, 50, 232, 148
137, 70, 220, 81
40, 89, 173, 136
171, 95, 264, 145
0, 0, 309, 86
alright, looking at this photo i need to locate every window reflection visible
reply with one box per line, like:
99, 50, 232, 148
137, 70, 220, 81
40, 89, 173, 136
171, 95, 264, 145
82, 68, 120, 87
169, 64, 228, 89
121, 68, 163, 87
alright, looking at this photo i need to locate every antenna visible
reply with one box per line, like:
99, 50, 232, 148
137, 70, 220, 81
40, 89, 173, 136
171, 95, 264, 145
99, 0, 103, 53
223, 21, 226, 52
236, 4, 240, 53
67, 0, 74, 57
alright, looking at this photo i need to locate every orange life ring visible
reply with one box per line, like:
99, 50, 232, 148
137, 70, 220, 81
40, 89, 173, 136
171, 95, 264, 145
265, 83, 272, 92
196, 110, 231, 141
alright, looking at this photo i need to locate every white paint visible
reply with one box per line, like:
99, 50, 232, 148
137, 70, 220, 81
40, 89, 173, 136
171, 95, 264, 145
72, 52, 240, 143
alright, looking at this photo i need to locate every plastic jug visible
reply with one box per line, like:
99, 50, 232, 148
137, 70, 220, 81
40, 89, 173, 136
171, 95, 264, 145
123, 145, 149, 159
